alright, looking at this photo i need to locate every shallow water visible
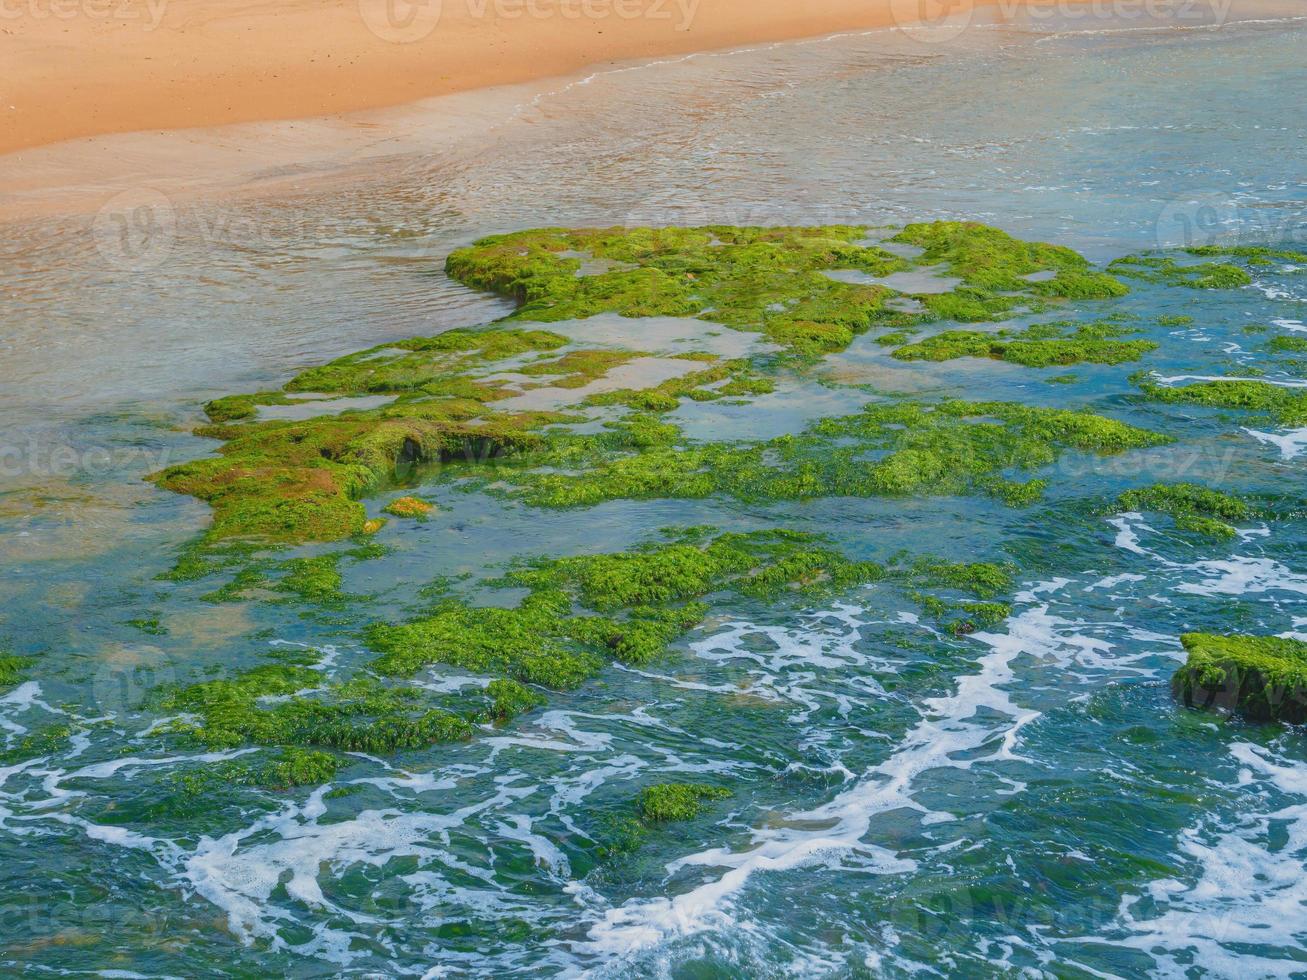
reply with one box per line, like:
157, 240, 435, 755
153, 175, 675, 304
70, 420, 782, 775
3, 3, 1307, 977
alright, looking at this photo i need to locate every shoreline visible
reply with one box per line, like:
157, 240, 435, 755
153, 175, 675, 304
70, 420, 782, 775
0, 0, 1038, 221
0, 0, 998, 157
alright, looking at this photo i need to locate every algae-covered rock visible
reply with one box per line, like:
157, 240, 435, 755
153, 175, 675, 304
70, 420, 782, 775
1173, 633, 1307, 723
383, 496, 434, 519
151, 222, 1135, 553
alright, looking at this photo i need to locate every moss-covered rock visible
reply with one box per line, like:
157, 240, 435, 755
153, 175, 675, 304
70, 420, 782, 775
382, 495, 435, 519
150, 223, 1135, 553
1173, 633, 1307, 723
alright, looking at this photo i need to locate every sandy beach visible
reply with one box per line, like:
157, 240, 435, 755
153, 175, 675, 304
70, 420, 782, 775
1, 0, 998, 156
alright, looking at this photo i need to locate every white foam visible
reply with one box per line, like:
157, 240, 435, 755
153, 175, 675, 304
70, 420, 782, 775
1109, 741, 1307, 976
1175, 557, 1307, 598
1151, 373, 1307, 388
586, 590, 1134, 956
1244, 425, 1307, 460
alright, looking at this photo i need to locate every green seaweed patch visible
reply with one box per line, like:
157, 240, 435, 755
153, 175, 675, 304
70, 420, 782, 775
1108, 254, 1252, 290
891, 221, 1128, 312
637, 782, 732, 822
445, 225, 909, 357
273, 553, 362, 606
876, 330, 915, 347
1138, 378, 1307, 425
367, 529, 886, 687
1157, 315, 1195, 327
154, 665, 473, 754
1185, 245, 1307, 264
213, 747, 343, 790
154, 224, 1139, 553
0, 654, 33, 693
124, 615, 168, 636
150, 407, 556, 548
1268, 336, 1307, 354
892, 321, 1156, 368
0, 723, 76, 765
203, 391, 296, 423
1118, 483, 1252, 539
483, 678, 546, 723
1173, 633, 1307, 723
916, 595, 1013, 636
470, 399, 1169, 510
199, 565, 271, 604
284, 328, 569, 396
584, 359, 775, 413
518, 348, 646, 388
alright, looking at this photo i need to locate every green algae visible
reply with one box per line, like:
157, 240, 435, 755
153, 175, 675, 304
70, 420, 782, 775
1118, 483, 1252, 539
202, 391, 296, 423
446, 225, 910, 356
283, 328, 569, 396
149, 223, 1136, 553
150, 406, 555, 548
366, 529, 886, 687
124, 615, 168, 636
0, 723, 76, 765
484, 679, 546, 723
1157, 315, 1195, 327
1185, 245, 1307, 264
891, 222, 1127, 299
891, 321, 1157, 368
0, 654, 34, 692
636, 783, 732, 822
156, 666, 474, 754
273, 554, 353, 606
471, 398, 1169, 510
447, 223, 1121, 354
1173, 633, 1307, 723
1268, 336, 1307, 354
1108, 254, 1252, 290
1138, 378, 1307, 425
583, 359, 774, 414
902, 557, 1014, 600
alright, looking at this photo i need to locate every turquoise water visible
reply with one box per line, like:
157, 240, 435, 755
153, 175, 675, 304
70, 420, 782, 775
3, 7, 1307, 977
